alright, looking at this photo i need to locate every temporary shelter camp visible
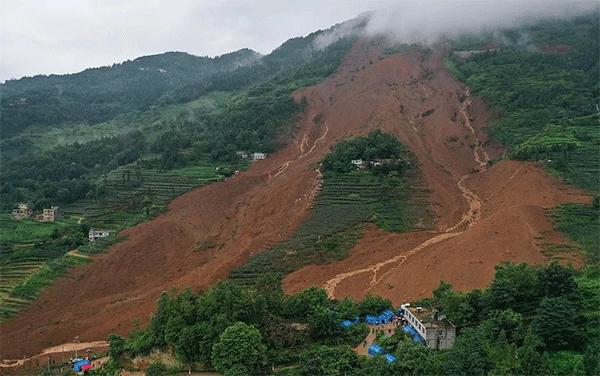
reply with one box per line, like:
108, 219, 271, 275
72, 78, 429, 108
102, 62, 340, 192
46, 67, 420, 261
368, 343, 385, 356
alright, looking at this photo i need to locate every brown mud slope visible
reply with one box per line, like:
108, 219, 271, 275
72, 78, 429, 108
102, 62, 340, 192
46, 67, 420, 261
1, 40, 591, 359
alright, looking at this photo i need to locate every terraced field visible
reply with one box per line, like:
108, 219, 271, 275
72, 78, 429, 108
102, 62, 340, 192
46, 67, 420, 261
230, 169, 431, 286
0, 159, 230, 320
62, 159, 226, 231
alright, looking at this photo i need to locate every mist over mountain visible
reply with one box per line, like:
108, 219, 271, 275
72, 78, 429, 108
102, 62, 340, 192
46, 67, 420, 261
315, 0, 599, 48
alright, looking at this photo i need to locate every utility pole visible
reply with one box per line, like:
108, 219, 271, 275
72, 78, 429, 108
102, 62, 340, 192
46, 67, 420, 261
74, 336, 80, 359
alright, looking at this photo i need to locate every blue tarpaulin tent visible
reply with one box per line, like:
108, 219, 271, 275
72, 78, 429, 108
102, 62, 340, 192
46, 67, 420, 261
340, 320, 353, 328
402, 324, 424, 344
368, 343, 385, 356
384, 354, 397, 363
72, 359, 91, 372
365, 314, 380, 325
379, 309, 395, 323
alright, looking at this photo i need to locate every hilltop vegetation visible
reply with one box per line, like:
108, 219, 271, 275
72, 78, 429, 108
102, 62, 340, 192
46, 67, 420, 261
0, 49, 261, 137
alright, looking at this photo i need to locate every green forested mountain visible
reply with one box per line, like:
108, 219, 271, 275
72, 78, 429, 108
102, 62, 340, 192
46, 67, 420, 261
0, 49, 261, 136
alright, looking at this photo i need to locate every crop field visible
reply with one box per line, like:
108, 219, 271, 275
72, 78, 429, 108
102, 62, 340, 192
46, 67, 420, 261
0, 159, 227, 320
551, 203, 600, 262
229, 169, 432, 286
0, 215, 76, 243
62, 159, 225, 231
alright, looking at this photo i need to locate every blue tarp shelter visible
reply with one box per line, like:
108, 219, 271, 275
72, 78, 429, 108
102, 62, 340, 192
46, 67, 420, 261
402, 324, 424, 344
72, 359, 91, 372
340, 320, 353, 328
384, 354, 397, 363
379, 309, 395, 323
365, 314, 380, 325
368, 343, 385, 356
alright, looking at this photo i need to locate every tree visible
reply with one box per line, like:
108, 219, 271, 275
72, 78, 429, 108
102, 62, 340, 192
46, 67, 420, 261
538, 261, 578, 298
357, 294, 392, 316
532, 296, 583, 351
516, 330, 549, 376
174, 324, 207, 374
107, 333, 125, 360
298, 345, 357, 376
308, 305, 341, 339
211, 322, 267, 376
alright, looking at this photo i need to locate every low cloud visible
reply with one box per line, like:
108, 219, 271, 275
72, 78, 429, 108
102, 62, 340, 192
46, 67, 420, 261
315, 1, 599, 48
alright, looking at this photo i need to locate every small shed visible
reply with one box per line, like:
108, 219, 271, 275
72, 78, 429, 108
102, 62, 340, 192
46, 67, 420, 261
340, 320, 353, 329
384, 354, 397, 363
367, 343, 385, 356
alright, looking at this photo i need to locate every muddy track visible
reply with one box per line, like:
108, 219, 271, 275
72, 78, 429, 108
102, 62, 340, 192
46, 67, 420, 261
324, 87, 488, 298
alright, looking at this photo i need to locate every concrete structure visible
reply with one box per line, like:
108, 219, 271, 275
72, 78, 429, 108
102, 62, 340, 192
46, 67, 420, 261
42, 206, 62, 222
401, 304, 456, 350
252, 152, 267, 161
88, 229, 111, 242
12, 203, 32, 220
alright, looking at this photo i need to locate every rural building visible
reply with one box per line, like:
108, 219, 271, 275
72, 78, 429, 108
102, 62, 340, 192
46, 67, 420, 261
236, 151, 249, 159
351, 159, 367, 169
401, 303, 456, 350
12, 203, 32, 220
42, 206, 62, 222
88, 229, 111, 242
252, 152, 267, 160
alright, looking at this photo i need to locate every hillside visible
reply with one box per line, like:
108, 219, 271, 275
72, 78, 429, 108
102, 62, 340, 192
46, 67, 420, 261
0, 49, 261, 137
0, 11, 598, 375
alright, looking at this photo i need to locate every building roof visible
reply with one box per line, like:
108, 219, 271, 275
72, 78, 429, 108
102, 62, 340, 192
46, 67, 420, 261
406, 306, 455, 328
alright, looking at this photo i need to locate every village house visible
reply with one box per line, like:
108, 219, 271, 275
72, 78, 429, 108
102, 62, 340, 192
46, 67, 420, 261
88, 229, 111, 242
401, 303, 456, 350
252, 152, 267, 161
236, 151, 249, 159
11, 203, 32, 220
351, 159, 367, 169
41, 206, 62, 222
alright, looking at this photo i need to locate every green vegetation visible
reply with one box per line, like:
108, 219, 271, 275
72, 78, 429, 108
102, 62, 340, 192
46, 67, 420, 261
551, 203, 599, 262
322, 130, 410, 174
0, 215, 89, 319
230, 133, 431, 286
93, 262, 596, 376
0, 50, 261, 137
448, 14, 599, 193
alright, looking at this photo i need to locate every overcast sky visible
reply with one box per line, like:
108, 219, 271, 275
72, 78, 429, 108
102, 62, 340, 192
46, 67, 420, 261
2, 1, 597, 82
0, 0, 394, 81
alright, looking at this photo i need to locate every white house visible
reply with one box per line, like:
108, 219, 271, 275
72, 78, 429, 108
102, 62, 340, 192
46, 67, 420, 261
89, 229, 111, 242
351, 159, 366, 169
401, 303, 456, 350
252, 152, 267, 161
236, 151, 249, 159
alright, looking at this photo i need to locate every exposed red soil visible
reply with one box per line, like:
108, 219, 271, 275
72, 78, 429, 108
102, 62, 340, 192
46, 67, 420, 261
0, 40, 591, 360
